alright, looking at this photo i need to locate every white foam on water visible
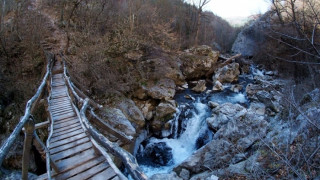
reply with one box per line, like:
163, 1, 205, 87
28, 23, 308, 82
140, 100, 209, 177
231, 93, 246, 103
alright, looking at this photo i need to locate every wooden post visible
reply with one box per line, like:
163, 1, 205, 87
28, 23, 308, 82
22, 118, 35, 180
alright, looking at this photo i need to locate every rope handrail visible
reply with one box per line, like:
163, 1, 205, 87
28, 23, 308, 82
80, 99, 148, 180
0, 59, 53, 167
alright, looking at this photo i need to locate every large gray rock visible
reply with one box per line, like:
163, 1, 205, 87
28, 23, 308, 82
117, 98, 145, 129
151, 100, 177, 133
180, 46, 219, 79
174, 139, 234, 174
141, 57, 186, 86
150, 172, 182, 180
102, 107, 136, 136
177, 103, 268, 174
144, 78, 176, 100
214, 111, 268, 150
191, 80, 207, 93
206, 103, 247, 130
213, 63, 240, 83
212, 80, 224, 91
190, 171, 219, 180
134, 99, 157, 121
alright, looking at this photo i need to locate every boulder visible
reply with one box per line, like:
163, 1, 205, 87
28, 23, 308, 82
231, 84, 243, 93
188, 45, 217, 56
256, 91, 281, 113
212, 81, 224, 91
214, 111, 268, 151
141, 58, 185, 86
154, 100, 177, 121
191, 80, 207, 93
134, 88, 148, 100
177, 104, 268, 174
143, 142, 173, 166
248, 102, 266, 116
151, 101, 177, 132
206, 103, 247, 131
174, 139, 234, 174
208, 101, 219, 109
245, 83, 262, 98
213, 63, 240, 83
180, 46, 219, 79
102, 108, 136, 136
145, 78, 176, 100
179, 168, 190, 180
190, 171, 219, 180
117, 98, 145, 128
150, 172, 182, 180
134, 99, 157, 121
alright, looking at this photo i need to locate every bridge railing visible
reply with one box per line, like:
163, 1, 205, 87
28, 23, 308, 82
62, 57, 147, 180
0, 54, 55, 180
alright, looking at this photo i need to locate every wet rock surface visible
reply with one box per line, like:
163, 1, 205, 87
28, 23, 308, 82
140, 142, 173, 166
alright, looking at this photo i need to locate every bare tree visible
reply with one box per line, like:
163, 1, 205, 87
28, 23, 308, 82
190, 0, 211, 46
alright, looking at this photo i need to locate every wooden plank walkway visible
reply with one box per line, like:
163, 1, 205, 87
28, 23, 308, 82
38, 61, 119, 180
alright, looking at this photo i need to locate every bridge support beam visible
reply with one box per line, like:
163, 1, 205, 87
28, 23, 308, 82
22, 118, 35, 180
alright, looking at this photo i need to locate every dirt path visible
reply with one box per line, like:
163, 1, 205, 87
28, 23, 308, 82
31, 0, 68, 54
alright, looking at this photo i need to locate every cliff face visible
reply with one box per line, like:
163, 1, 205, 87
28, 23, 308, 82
231, 16, 266, 57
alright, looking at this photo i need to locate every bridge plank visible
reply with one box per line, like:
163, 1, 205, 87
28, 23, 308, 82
50, 100, 70, 106
53, 156, 105, 180
50, 104, 71, 111
51, 141, 92, 161
42, 63, 120, 180
50, 128, 84, 143
54, 117, 78, 125
52, 123, 80, 134
53, 118, 79, 129
51, 109, 74, 116
67, 161, 110, 180
51, 93, 68, 98
90, 167, 117, 180
52, 112, 76, 120
55, 148, 96, 171
51, 125, 82, 138
50, 133, 87, 149
50, 137, 90, 155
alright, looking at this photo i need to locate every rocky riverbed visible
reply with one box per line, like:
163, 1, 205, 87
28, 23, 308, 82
114, 45, 319, 179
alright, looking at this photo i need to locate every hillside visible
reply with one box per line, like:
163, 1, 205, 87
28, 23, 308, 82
0, 0, 319, 179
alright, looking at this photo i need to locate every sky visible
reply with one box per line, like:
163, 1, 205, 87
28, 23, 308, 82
205, 0, 271, 18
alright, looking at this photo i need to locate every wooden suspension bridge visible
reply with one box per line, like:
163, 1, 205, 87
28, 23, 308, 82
0, 52, 147, 180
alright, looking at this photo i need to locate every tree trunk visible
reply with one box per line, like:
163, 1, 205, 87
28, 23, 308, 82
195, 9, 201, 46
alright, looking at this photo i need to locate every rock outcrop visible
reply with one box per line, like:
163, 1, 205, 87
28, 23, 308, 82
140, 53, 185, 86
180, 45, 219, 79
175, 102, 268, 174
232, 18, 265, 56
136, 78, 176, 101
